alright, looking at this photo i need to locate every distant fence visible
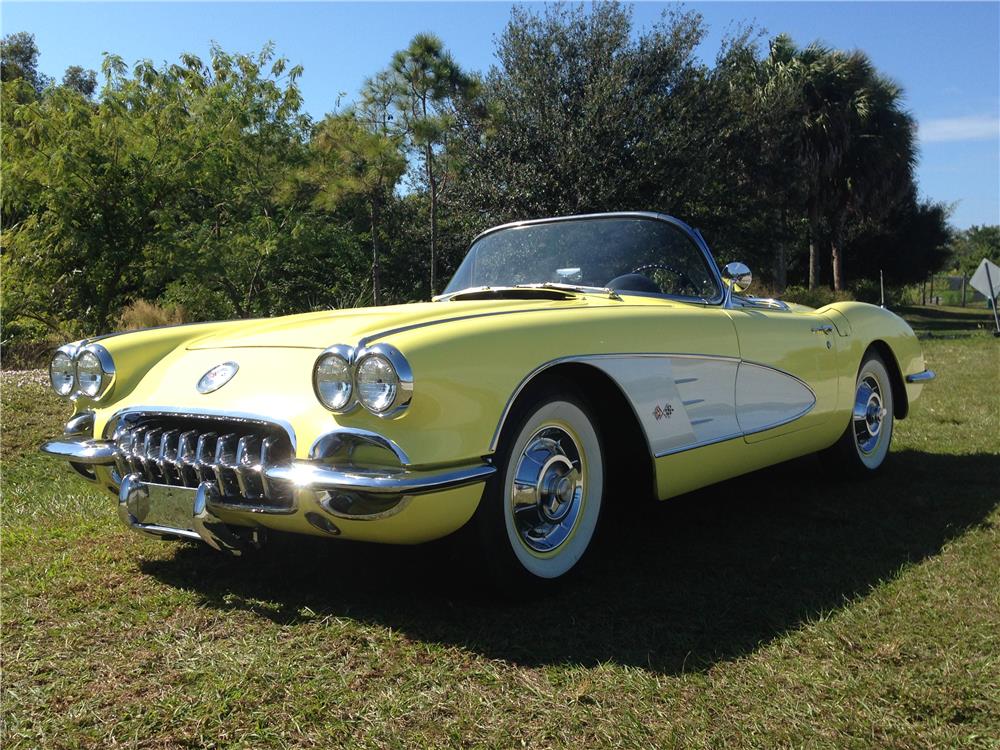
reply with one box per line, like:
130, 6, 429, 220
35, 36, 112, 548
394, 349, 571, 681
907, 275, 992, 308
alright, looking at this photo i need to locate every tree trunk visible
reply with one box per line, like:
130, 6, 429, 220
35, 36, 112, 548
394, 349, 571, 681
425, 142, 437, 297
830, 215, 845, 292
371, 197, 382, 307
808, 201, 820, 290
774, 209, 788, 293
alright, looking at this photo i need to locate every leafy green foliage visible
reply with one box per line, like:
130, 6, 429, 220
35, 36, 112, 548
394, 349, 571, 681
0, 10, 960, 344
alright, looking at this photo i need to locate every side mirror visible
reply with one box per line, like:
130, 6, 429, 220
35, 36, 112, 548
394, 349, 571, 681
722, 262, 752, 294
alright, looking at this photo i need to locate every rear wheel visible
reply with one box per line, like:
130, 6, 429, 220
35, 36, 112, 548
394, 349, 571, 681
472, 384, 605, 591
828, 351, 895, 474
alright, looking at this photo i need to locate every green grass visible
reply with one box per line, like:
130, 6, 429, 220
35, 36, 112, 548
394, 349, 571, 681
3, 308, 999, 749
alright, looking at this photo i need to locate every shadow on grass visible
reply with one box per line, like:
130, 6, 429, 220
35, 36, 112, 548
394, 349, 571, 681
141, 449, 998, 674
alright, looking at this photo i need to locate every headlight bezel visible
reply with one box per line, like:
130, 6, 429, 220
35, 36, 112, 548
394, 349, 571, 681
49, 344, 79, 397
353, 343, 413, 418
313, 344, 357, 413
74, 343, 116, 400
312, 342, 413, 418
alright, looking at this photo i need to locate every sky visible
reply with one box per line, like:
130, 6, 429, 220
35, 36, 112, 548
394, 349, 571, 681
3, 1, 998, 229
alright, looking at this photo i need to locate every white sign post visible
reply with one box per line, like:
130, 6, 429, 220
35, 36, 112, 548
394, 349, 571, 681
969, 258, 1000, 337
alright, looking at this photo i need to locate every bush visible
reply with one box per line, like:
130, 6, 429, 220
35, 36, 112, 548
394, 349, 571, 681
781, 285, 854, 309
116, 300, 187, 330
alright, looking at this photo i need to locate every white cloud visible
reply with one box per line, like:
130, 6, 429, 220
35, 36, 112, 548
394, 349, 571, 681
919, 115, 1000, 143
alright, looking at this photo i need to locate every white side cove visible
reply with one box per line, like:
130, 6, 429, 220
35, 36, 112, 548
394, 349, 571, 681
734, 361, 816, 436
582, 355, 816, 458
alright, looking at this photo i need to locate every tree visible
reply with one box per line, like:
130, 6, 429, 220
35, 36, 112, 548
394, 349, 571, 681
452, 3, 706, 223
2, 44, 313, 333
0, 32, 49, 93
949, 225, 1000, 276
765, 35, 917, 290
388, 33, 475, 295
299, 112, 406, 305
61, 65, 97, 97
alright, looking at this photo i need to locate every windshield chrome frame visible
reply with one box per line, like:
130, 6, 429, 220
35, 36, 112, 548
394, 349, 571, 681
456, 211, 726, 306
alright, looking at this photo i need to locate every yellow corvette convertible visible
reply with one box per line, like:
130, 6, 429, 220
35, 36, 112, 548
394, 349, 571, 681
42, 212, 935, 586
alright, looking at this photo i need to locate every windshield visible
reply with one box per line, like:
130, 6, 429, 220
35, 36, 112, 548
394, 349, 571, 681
444, 216, 722, 302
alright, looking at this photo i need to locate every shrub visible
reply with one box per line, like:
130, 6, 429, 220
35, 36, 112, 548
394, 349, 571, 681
116, 300, 187, 330
781, 285, 855, 309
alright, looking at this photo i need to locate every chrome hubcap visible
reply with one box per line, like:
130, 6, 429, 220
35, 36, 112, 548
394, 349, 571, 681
853, 374, 887, 454
511, 426, 585, 553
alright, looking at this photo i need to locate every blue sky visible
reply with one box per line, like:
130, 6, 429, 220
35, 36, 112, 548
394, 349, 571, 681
4, 1, 998, 228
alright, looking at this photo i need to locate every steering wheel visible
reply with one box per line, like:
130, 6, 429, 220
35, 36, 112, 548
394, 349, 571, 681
631, 263, 700, 296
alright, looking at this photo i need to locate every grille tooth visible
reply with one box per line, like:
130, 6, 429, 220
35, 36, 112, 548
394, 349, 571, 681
157, 429, 180, 485
214, 433, 239, 497
195, 432, 219, 485
142, 428, 163, 482
111, 417, 292, 511
235, 436, 263, 499
177, 430, 199, 486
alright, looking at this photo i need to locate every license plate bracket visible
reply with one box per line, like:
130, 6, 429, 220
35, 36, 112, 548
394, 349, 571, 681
127, 482, 197, 532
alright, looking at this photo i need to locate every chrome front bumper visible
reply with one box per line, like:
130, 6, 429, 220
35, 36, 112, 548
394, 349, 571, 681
40, 434, 495, 548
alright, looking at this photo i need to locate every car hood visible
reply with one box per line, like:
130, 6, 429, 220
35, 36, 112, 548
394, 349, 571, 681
184, 297, 594, 350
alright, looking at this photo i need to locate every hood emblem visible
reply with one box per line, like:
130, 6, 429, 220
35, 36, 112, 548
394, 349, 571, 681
197, 361, 239, 394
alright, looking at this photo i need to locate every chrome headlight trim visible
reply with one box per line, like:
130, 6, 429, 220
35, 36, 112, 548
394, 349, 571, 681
49, 344, 80, 398
313, 344, 358, 413
74, 343, 116, 400
353, 343, 413, 418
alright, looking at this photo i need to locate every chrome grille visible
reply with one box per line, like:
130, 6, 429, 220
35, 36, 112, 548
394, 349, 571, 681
111, 415, 294, 510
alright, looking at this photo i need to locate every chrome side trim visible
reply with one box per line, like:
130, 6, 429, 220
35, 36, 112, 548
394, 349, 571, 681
40, 438, 117, 465
654, 432, 743, 458
103, 406, 297, 452
488, 352, 740, 453
264, 461, 495, 495
490, 353, 819, 458
905, 370, 936, 383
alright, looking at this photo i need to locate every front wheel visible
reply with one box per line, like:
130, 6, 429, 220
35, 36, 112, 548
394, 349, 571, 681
471, 384, 605, 591
827, 350, 895, 475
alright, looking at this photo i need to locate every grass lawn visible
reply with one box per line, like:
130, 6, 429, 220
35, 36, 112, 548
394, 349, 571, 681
2, 307, 998, 749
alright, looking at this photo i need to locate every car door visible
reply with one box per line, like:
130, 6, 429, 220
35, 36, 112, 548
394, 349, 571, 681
725, 306, 840, 442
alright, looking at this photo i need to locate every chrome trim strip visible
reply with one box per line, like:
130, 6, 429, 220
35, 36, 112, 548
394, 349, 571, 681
264, 461, 495, 495
357, 306, 577, 349
905, 370, 936, 383
103, 406, 297, 452
40, 438, 117, 465
654, 432, 743, 458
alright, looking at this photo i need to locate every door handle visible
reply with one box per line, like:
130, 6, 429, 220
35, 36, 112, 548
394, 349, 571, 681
811, 324, 834, 334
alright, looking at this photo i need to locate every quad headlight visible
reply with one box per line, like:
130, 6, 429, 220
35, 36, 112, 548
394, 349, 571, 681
49, 347, 77, 397
313, 345, 354, 411
312, 343, 412, 417
48, 343, 115, 400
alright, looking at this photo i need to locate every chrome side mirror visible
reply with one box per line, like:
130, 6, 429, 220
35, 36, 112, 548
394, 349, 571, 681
722, 262, 752, 294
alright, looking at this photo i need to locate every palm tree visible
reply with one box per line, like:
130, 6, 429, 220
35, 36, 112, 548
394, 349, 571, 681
827, 74, 916, 290
764, 36, 914, 291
